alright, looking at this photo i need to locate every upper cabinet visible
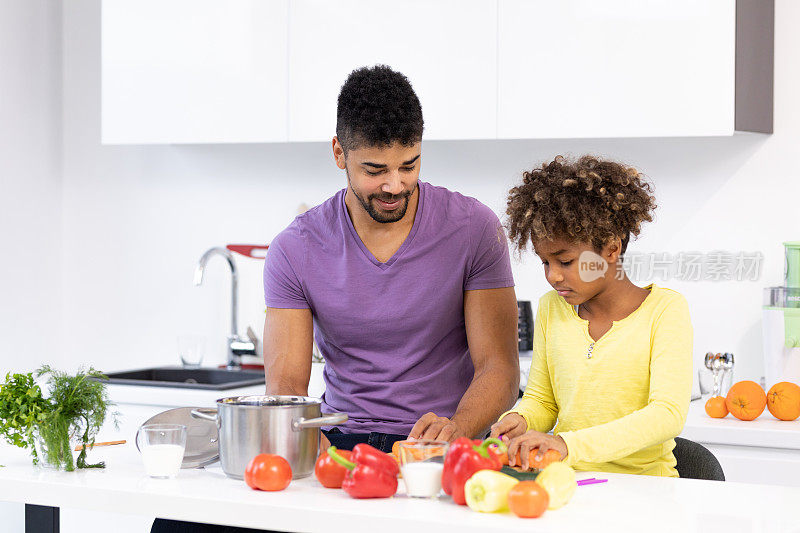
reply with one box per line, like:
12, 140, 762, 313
498, 0, 735, 138
101, 0, 289, 144
101, 0, 771, 144
287, 0, 497, 142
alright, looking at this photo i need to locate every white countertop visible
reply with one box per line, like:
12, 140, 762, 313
681, 395, 800, 450
1, 437, 799, 533
4, 383, 800, 532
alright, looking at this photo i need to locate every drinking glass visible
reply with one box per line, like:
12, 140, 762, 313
177, 334, 206, 368
398, 440, 449, 498
136, 424, 187, 478
698, 368, 713, 396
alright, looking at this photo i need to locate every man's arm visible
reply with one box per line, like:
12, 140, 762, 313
409, 287, 520, 440
263, 307, 314, 396
263, 306, 333, 453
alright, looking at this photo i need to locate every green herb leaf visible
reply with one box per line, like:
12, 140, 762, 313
0, 367, 117, 470
0, 372, 50, 461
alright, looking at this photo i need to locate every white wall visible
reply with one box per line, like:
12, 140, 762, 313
0, 0, 62, 375
0, 0, 789, 385
0, 1, 62, 529
53, 0, 800, 384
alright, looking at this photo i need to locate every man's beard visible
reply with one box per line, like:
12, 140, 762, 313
347, 171, 414, 224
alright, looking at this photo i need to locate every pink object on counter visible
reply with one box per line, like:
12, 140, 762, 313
577, 478, 608, 486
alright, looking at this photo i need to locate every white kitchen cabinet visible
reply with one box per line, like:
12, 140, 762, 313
101, 0, 289, 144
101, 1, 770, 144
287, 0, 498, 142
497, 0, 736, 139
703, 444, 800, 488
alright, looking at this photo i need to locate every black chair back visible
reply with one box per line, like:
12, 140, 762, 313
673, 437, 725, 481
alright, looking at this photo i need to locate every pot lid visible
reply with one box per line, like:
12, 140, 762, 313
139, 407, 219, 469
217, 395, 321, 407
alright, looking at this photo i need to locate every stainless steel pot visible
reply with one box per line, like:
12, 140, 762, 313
191, 395, 347, 480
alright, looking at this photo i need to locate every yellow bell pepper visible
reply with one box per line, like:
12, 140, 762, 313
464, 470, 519, 513
535, 462, 576, 509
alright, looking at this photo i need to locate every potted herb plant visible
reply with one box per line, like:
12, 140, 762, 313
0, 366, 116, 471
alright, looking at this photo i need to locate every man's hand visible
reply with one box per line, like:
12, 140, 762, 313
489, 412, 527, 443
408, 412, 468, 442
505, 430, 568, 470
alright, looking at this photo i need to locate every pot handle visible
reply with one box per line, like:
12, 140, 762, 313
292, 413, 348, 431
190, 408, 219, 422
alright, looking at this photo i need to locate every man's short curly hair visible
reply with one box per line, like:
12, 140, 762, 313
506, 155, 657, 255
336, 65, 424, 153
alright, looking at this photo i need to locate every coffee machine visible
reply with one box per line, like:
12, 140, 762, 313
762, 242, 800, 388
517, 301, 534, 395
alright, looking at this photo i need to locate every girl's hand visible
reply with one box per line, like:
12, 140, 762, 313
489, 413, 527, 442
506, 430, 568, 470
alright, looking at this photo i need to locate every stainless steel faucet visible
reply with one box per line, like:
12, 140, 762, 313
193, 247, 257, 370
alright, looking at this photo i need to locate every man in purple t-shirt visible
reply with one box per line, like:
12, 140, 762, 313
263, 65, 519, 453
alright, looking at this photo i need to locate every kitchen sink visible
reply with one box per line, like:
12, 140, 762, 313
98, 366, 266, 390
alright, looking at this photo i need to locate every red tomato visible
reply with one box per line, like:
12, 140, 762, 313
508, 481, 549, 518
244, 454, 292, 491
314, 450, 352, 488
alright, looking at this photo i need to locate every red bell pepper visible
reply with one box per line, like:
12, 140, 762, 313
442, 438, 481, 496
443, 437, 506, 506
351, 443, 400, 478
328, 445, 398, 499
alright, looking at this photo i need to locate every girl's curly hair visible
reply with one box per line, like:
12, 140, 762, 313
506, 155, 657, 254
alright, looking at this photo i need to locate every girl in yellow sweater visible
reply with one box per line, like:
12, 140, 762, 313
491, 156, 693, 477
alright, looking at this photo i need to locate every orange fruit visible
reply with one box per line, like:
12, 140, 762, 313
766, 382, 800, 421
725, 381, 767, 421
704, 396, 728, 418
508, 481, 549, 518
529, 449, 562, 470
509, 448, 562, 471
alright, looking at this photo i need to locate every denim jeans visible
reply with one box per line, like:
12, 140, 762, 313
322, 427, 408, 454
150, 430, 408, 533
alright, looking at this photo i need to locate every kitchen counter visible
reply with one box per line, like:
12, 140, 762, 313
5, 373, 796, 532
681, 395, 800, 450
1, 437, 800, 533
679, 395, 800, 487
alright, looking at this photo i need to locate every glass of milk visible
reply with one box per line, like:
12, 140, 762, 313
136, 424, 187, 478
398, 440, 449, 498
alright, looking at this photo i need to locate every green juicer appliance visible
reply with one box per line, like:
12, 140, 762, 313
762, 242, 800, 388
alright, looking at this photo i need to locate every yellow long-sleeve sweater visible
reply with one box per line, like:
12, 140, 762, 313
506, 284, 693, 477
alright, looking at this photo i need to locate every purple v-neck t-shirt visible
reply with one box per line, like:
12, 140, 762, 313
263, 181, 514, 435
